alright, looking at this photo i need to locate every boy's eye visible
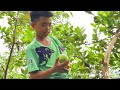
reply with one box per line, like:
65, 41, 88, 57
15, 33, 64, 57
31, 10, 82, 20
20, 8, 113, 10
40, 22, 52, 27
49, 24, 52, 27
41, 24, 47, 27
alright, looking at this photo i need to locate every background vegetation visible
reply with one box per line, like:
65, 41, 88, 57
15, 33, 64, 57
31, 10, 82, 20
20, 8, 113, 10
0, 11, 120, 79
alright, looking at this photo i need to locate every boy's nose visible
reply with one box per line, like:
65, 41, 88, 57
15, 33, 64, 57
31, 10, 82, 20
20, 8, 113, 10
46, 26, 50, 30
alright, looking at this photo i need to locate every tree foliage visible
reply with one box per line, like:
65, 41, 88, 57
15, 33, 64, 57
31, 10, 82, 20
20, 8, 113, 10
0, 11, 120, 79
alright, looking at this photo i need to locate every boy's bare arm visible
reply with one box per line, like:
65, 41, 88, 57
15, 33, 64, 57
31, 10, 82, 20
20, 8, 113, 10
30, 58, 69, 79
30, 67, 56, 79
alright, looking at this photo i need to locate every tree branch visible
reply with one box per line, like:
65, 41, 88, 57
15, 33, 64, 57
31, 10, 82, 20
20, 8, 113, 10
102, 29, 120, 79
4, 11, 19, 79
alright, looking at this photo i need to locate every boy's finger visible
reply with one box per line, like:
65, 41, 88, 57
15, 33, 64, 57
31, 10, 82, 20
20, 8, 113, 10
63, 68, 69, 72
55, 58, 59, 64
60, 61, 69, 67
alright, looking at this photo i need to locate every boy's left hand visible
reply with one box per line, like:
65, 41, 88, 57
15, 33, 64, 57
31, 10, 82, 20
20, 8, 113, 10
57, 61, 71, 73
63, 61, 71, 72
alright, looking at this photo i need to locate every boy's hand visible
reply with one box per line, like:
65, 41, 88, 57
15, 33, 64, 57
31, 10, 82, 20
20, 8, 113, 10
64, 61, 70, 71
53, 58, 70, 73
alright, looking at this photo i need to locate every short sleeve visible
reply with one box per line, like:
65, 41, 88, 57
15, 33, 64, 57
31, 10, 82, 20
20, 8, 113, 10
26, 47, 39, 73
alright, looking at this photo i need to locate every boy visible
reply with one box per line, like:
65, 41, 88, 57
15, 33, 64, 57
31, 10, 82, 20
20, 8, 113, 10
26, 11, 71, 79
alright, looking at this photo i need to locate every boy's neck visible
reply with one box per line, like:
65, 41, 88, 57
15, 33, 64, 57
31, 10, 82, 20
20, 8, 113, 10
36, 35, 51, 46
36, 35, 48, 41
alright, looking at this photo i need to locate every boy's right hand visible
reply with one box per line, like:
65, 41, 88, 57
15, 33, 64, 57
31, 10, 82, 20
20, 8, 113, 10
53, 58, 70, 73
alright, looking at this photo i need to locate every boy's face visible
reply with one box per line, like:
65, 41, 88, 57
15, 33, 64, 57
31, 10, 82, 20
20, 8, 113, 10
31, 16, 52, 38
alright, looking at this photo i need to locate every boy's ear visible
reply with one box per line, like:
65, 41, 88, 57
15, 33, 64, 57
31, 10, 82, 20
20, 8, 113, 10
31, 22, 35, 29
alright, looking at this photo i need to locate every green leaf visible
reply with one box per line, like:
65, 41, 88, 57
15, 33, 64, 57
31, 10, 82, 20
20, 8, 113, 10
91, 23, 96, 27
100, 27, 106, 32
113, 53, 118, 60
85, 11, 93, 15
92, 34, 97, 39
0, 15, 4, 19
1, 27, 6, 32
21, 69, 24, 74
83, 34, 87, 40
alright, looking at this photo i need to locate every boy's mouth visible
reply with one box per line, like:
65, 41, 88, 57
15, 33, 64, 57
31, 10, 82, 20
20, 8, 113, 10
44, 31, 50, 35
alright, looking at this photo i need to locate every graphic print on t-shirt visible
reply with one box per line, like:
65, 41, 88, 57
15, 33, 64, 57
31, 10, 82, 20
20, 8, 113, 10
35, 46, 54, 66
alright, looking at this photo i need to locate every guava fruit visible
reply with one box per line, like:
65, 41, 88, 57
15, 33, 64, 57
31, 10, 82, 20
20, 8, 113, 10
58, 54, 69, 63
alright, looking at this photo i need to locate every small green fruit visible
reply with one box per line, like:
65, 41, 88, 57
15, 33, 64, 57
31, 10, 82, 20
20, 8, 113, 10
58, 54, 69, 63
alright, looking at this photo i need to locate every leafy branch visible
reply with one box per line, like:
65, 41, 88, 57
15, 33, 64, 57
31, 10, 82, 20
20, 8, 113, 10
4, 11, 19, 79
102, 29, 120, 79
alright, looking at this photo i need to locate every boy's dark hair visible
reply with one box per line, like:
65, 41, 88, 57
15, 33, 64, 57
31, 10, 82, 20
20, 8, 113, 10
30, 11, 53, 22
